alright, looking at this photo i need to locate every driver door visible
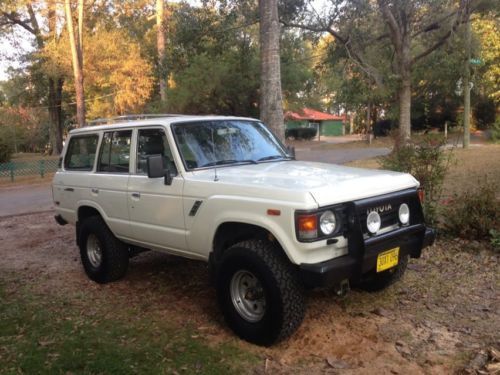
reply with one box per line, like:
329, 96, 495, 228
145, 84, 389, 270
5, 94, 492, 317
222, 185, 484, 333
127, 127, 187, 252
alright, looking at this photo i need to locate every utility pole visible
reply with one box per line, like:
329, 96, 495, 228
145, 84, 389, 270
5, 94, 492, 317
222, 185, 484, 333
463, 1, 471, 149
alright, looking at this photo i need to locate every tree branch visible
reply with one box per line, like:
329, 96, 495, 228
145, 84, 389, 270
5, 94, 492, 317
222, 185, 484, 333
26, 4, 44, 48
411, 0, 467, 64
1, 12, 35, 35
281, 19, 384, 88
378, 0, 402, 52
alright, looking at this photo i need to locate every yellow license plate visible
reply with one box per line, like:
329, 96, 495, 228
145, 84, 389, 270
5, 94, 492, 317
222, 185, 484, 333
376, 247, 399, 272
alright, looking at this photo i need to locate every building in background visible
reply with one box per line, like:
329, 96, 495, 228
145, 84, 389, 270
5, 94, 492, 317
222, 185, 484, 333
284, 108, 346, 140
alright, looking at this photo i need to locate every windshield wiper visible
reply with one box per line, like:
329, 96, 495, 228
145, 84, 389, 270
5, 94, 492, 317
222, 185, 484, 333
257, 155, 289, 162
201, 159, 257, 167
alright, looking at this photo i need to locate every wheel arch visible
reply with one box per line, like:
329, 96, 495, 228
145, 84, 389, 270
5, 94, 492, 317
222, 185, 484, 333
76, 203, 107, 248
210, 221, 289, 266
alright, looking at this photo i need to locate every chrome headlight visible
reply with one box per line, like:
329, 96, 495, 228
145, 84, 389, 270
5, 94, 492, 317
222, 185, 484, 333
319, 210, 336, 235
399, 203, 410, 225
367, 211, 381, 234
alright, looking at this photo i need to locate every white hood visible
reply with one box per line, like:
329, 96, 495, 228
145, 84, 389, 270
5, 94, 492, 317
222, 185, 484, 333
189, 161, 419, 207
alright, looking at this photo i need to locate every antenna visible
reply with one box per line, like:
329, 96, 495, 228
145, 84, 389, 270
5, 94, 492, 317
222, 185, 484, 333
211, 127, 219, 182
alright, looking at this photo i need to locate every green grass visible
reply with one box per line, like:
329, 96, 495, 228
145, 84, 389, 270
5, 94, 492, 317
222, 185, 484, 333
0, 280, 257, 374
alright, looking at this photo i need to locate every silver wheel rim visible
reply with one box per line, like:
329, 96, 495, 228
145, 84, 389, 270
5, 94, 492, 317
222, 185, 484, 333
230, 270, 266, 322
86, 234, 103, 268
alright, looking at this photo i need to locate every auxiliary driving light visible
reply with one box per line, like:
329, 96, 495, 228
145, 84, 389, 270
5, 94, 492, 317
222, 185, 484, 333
399, 203, 410, 225
367, 211, 381, 234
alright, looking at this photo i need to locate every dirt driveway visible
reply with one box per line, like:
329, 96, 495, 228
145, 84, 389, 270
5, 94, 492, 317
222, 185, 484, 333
1, 212, 498, 374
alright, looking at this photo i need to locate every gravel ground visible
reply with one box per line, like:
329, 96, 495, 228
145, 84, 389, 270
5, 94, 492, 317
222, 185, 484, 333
0, 212, 498, 374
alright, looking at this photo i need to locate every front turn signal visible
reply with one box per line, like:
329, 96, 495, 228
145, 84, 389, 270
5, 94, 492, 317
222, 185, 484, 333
297, 214, 318, 240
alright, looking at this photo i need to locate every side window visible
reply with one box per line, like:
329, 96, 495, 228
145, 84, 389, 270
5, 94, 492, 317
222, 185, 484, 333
64, 135, 98, 171
137, 128, 178, 175
98, 130, 132, 173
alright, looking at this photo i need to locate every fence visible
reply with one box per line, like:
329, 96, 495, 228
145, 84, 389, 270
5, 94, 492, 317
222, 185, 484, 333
0, 159, 59, 181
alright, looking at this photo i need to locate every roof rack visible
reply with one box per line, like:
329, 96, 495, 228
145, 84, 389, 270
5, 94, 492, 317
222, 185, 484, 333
85, 114, 186, 126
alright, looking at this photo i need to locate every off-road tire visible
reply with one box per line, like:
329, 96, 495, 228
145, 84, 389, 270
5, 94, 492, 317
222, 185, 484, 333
78, 215, 129, 284
216, 240, 305, 346
359, 254, 409, 292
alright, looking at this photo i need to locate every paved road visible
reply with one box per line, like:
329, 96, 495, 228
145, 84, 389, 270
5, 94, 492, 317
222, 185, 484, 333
296, 147, 390, 165
0, 145, 391, 218
0, 183, 53, 218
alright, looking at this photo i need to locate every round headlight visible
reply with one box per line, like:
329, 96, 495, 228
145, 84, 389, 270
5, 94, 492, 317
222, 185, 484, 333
367, 211, 381, 234
319, 210, 337, 235
399, 203, 410, 225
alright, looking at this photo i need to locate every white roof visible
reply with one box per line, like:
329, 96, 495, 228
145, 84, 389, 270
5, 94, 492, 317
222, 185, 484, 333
69, 115, 259, 135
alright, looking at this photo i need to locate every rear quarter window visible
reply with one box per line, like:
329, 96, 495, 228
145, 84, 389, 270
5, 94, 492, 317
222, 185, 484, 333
64, 135, 99, 171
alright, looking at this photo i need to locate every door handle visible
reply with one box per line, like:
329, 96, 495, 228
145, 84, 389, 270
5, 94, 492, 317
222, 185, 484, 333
131, 192, 141, 199
91, 188, 99, 194
64, 187, 74, 192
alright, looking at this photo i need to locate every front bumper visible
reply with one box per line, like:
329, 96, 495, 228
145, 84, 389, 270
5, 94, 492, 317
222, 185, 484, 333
299, 224, 436, 288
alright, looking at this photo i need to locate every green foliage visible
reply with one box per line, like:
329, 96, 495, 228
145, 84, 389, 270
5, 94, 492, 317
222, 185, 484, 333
474, 97, 496, 130
380, 134, 451, 224
443, 180, 499, 241
490, 229, 500, 250
491, 118, 500, 143
0, 127, 14, 162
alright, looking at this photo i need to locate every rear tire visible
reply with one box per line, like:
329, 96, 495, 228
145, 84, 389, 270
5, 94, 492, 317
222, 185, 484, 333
216, 240, 305, 346
78, 216, 129, 284
359, 254, 409, 292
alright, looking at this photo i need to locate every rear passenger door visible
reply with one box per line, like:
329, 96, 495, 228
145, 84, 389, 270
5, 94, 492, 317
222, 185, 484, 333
127, 127, 188, 253
91, 130, 132, 238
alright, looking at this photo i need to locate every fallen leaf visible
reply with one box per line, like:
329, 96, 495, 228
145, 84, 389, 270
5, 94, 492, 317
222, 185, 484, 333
326, 357, 351, 369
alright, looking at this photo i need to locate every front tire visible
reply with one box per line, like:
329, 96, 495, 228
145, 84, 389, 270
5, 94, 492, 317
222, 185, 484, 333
216, 240, 305, 346
78, 216, 129, 284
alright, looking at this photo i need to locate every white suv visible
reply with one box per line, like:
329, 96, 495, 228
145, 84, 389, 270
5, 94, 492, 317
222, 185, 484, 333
53, 115, 435, 345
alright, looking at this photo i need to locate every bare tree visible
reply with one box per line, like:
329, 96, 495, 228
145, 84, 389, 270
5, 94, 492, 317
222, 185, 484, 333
259, 0, 285, 141
65, 0, 86, 128
156, 0, 167, 103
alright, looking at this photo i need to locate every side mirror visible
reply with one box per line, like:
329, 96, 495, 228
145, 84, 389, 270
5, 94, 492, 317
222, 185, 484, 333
286, 145, 296, 160
147, 155, 173, 185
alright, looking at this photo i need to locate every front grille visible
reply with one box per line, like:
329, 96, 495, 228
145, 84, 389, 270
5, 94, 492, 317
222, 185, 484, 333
352, 189, 422, 236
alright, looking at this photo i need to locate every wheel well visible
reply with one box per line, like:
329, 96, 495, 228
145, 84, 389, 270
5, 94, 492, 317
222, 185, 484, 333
212, 222, 280, 262
78, 206, 101, 222
76, 206, 102, 248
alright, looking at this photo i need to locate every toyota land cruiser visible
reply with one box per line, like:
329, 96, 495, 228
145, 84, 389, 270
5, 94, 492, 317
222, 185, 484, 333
53, 114, 435, 345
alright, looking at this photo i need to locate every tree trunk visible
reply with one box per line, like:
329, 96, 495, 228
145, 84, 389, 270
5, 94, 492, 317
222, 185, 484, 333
398, 78, 412, 141
65, 0, 85, 128
463, 3, 471, 149
46, 0, 63, 154
157, 0, 167, 103
349, 112, 354, 134
259, 0, 284, 141
398, 37, 412, 141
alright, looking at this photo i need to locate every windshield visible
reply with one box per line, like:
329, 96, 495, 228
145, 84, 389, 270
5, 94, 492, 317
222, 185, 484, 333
172, 120, 289, 170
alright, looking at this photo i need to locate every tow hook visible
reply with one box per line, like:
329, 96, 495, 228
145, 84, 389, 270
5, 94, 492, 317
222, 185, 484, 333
336, 279, 350, 297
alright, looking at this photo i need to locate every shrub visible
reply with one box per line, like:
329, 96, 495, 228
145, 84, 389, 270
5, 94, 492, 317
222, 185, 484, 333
380, 132, 452, 224
490, 229, 500, 251
285, 127, 317, 140
0, 132, 13, 163
491, 119, 500, 144
474, 97, 496, 130
443, 180, 499, 241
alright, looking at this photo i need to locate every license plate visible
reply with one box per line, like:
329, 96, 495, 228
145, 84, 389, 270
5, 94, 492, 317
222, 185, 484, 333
376, 247, 399, 272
